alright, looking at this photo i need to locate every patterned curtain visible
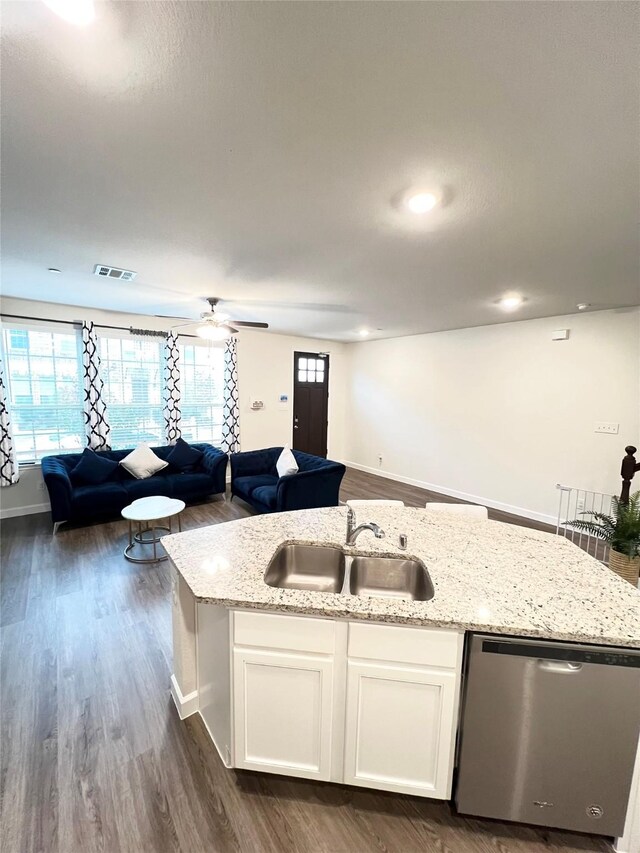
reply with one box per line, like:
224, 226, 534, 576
221, 336, 240, 453
81, 321, 111, 450
164, 332, 181, 444
0, 357, 19, 487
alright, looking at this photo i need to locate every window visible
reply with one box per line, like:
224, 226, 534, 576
1, 325, 227, 461
179, 343, 224, 444
1, 327, 84, 462
98, 335, 225, 449
297, 356, 326, 383
98, 336, 165, 448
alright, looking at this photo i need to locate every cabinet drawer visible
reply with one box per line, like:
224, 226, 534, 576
348, 622, 461, 669
234, 610, 335, 655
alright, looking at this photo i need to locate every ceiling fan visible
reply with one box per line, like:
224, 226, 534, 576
170, 297, 269, 340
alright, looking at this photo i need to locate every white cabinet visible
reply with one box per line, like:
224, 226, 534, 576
343, 660, 459, 798
233, 648, 334, 781
229, 610, 463, 798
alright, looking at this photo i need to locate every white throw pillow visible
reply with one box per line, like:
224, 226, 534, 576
276, 444, 299, 478
120, 444, 169, 480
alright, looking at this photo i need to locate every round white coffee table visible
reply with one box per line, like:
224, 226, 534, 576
121, 496, 186, 563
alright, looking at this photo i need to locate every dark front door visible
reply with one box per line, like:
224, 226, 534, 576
293, 351, 329, 457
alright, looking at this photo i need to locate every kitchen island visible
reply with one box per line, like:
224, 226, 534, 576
163, 506, 640, 852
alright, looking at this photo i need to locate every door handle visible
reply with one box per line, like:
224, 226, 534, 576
293, 425, 299, 429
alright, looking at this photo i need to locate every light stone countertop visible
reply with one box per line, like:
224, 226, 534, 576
162, 506, 640, 648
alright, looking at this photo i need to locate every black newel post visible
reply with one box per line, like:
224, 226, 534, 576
620, 445, 639, 504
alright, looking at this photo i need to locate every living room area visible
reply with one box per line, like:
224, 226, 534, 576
1, 3, 639, 853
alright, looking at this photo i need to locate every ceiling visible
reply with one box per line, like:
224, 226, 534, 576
1, 1, 638, 340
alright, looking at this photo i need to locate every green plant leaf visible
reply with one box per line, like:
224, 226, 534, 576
563, 490, 640, 557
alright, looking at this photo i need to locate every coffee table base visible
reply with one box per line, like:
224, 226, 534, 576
124, 516, 181, 564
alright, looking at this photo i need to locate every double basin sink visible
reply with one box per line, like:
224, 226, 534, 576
264, 542, 434, 602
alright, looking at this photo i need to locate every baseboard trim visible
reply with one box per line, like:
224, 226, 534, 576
341, 460, 557, 527
198, 710, 233, 768
0, 502, 50, 520
170, 674, 199, 719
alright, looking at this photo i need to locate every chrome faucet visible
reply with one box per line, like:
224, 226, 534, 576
346, 506, 386, 546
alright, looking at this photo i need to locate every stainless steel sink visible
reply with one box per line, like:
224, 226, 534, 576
264, 542, 435, 602
264, 543, 346, 593
349, 555, 435, 601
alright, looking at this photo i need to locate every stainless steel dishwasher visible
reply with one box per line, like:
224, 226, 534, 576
456, 634, 640, 836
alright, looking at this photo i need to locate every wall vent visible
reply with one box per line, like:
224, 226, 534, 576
93, 264, 137, 281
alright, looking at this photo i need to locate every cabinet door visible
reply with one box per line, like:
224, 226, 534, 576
343, 660, 458, 798
233, 648, 334, 781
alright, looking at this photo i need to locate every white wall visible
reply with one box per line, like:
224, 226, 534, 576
237, 330, 347, 457
344, 309, 640, 523
0, 297, 347, 518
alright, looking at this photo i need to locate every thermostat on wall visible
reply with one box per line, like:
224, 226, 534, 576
551, 329, 570, 341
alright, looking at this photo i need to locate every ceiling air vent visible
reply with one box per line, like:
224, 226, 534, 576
93, 264, 137, 281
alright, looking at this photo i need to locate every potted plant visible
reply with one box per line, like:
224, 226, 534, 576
565, 492, 640, 586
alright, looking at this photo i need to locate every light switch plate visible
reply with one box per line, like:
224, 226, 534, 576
595, 422, 619, 434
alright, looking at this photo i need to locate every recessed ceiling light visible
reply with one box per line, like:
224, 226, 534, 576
42, 0, 95, 26
405, 191, 439, 214
48, 267, 61, 274
497, 294, 525, 312
358, 329, 370, 337
577, 303, 591, 311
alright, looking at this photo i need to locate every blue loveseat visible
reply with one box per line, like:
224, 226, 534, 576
42, 443, 227, 528
230, 447, 345, 514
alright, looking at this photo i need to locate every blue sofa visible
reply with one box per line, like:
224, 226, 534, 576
42, 443, 227, 527
230, 447, 345, 513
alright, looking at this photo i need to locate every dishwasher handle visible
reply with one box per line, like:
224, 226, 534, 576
480, 638, 640, 668
537, 659, 582, 673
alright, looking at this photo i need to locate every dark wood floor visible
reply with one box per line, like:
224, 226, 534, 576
0, 468, 612, 853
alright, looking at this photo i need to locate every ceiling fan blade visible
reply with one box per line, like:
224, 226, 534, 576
168, 321, 199, 330
155, 314, 195, 321
230, 320, 270, 328
223, 325, 239, 334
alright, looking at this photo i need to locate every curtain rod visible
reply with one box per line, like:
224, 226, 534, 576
0, 313, 198, 339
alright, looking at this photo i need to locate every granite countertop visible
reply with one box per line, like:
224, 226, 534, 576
162, 506, 640, 648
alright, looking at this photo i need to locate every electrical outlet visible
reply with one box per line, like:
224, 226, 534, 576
38, 481, 46, 492
377, 454, 383, 467
595, 422, 619, 435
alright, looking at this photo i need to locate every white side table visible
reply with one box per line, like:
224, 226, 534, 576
121, 496, 186, 564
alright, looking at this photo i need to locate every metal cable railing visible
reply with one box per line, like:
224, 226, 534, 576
556, 484, 614, 564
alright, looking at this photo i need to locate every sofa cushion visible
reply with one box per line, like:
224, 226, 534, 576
70, 482, 129, 515
166, 438, 203, 472
120, 444, 169, 479
122, 477, 173, 501
251, 484, 278, 510
70, 448, 119, 485
169, 472, 215, 499
234, 474, 278, 498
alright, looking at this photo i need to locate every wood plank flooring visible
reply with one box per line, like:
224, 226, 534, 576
0, 468, 613, 853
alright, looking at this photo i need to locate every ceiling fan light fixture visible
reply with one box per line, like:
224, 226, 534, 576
196, 323, 231, 341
